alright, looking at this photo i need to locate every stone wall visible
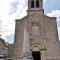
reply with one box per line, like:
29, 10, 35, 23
11, 9, 60, 60
44, 16, 59, 59
11, 17, 27, 60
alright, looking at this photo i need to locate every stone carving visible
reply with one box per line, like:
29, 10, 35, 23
32, 13, 40, 19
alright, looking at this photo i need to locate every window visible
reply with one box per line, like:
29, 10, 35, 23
36, 0, 39, 8
31, 0, 34, 8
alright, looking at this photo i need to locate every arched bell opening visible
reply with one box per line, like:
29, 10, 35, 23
31, 0, 34, 8
36, 0, 39, 8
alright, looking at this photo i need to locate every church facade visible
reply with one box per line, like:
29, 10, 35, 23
0, 0, 60, 60
11, 0, 60, 60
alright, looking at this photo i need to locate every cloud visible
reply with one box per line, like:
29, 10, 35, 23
47, 10, 60, 22
44, 0, 47, 3
9, 1, 19, 14
0, 0, 27, 43
0, 0, 56, 43
47, 10, 60, 18
6, 34, 14, 44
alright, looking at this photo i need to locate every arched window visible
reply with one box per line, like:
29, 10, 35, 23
36, 0, 39, 8
31, 0, 34, 8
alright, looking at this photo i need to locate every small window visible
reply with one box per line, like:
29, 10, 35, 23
36, 0, 39, 8
31, 1, 34, 8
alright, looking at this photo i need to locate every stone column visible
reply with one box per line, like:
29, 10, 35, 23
19, 29, 33, 60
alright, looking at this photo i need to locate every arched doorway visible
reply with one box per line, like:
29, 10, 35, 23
30, 42, 47, 60
31, 44, 41, 60
32, 51, 41, 60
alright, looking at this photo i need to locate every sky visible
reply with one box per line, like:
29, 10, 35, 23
0, 0, 60, 44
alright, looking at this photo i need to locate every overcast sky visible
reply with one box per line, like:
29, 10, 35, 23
0, 0, 60, 44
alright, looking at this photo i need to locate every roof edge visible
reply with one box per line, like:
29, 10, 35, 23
15, 16, 27, 21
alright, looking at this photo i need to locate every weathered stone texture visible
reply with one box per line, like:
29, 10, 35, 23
10, 9, 60, 60
11, 10, 60, 60
0, 39, 5, 53
0, 0, 60, 60
11, 17, 27, 59
8, 0, 60, 60
0, 38, 9, 57
44, 16, 59, 59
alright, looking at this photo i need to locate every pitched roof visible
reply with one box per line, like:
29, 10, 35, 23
0, 38, 9, 47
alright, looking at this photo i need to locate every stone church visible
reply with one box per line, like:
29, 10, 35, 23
0, 0, 60, 60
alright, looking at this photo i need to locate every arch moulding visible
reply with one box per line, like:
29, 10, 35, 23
30, 41, 45, 51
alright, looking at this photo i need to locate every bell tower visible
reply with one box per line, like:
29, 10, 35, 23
27, 0, 44, 37
27, 0, 47, 60
28, 0, 43, 10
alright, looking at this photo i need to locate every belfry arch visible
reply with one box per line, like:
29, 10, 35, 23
31, 0, 34, 8
30, 41, 44, 50
36, 0, 39, 8
31, 0, 40, 8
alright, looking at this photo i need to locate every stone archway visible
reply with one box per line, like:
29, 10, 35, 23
30, 41, 47, 60
30, 41, 44, 50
